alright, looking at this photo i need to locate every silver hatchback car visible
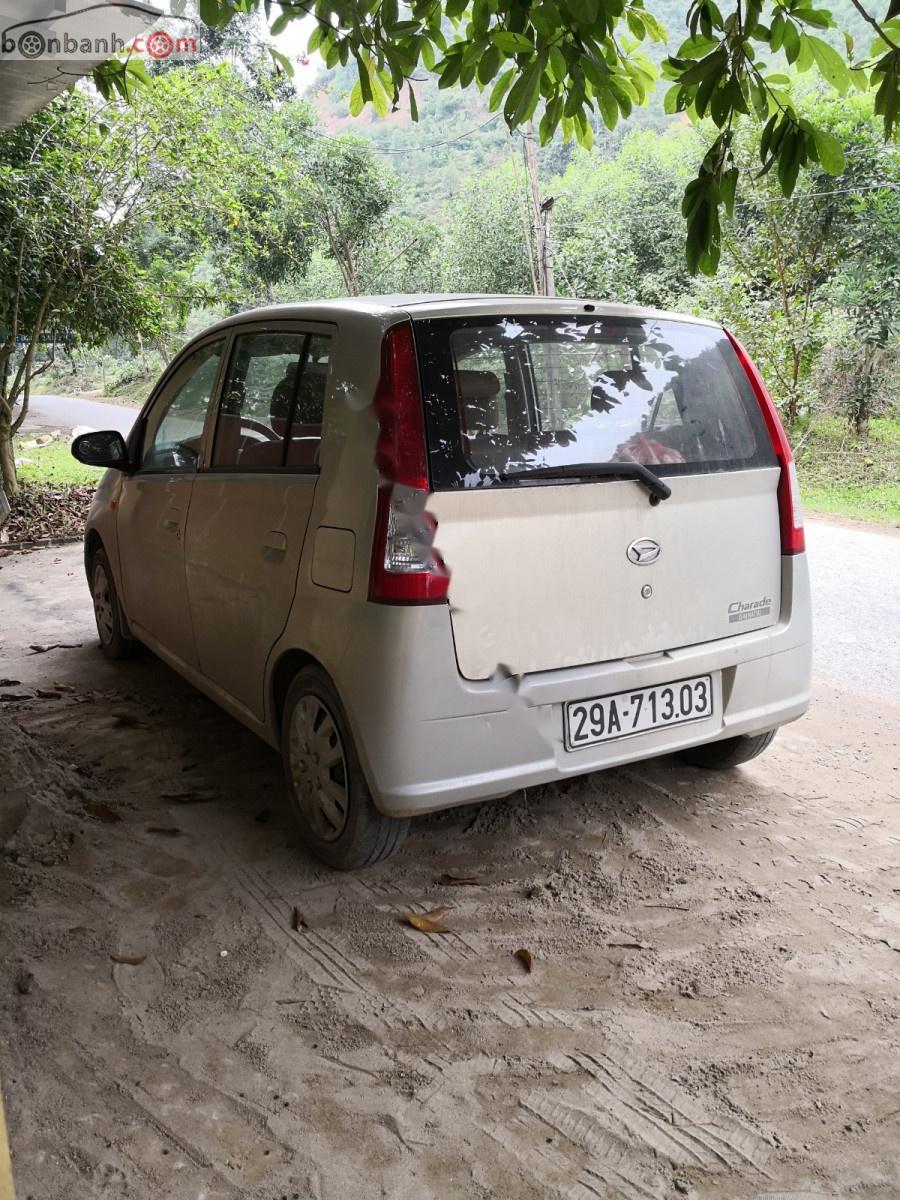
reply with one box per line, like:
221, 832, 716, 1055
73, 295, 812, 868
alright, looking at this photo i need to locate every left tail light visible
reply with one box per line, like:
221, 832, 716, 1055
368, 322, 450, 604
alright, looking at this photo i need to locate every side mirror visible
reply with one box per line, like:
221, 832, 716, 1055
71, 430, 130, 471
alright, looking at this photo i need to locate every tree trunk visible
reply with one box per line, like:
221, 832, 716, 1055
0, 405, 17, 497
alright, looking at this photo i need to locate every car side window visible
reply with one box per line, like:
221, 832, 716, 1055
211, 330, 331, 471
142, 341, 223, 472
285, 334, 330, 468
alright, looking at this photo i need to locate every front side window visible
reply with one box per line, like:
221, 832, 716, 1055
142, 341, 223, 472
211, 330, 330, 470
416, 316, 776, 490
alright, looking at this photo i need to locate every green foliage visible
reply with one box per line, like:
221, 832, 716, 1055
93, 0, 900, 272
439, 167, 536, 293
552, 126, 700, 306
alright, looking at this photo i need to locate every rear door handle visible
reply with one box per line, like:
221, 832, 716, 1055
263, 531, 288, 555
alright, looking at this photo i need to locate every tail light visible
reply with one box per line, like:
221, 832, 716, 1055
725, 330, 805, 556
368, 322, 450, 604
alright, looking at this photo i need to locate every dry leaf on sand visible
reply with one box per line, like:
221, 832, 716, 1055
405, 907, 452, 934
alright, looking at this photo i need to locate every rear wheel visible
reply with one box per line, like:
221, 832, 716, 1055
677, 729, 777, 770
90, 548, 138, 660
281, 666, 408, 869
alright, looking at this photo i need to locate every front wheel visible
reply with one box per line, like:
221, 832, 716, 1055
91, 548, 138, 660
281, 667, 408, 870
677, 729, 777, 770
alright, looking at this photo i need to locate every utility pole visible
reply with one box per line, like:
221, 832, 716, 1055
522, 121, 555, 297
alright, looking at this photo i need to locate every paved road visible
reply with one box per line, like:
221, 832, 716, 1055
21, 393, 139, 436
805, 516, 898, 702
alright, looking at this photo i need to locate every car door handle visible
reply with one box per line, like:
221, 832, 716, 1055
263, 531, 288, 555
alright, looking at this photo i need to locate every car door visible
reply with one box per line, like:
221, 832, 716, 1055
184, 323, 333, 719
117, 337, 226, 668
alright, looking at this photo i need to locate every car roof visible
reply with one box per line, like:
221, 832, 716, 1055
197, 294, 721, 334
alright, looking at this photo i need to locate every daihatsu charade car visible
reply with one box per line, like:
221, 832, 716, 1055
73, 295, 812, 868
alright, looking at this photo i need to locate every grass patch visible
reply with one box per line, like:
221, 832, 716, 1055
794, 415, 900, 526
15, 437, 102, 487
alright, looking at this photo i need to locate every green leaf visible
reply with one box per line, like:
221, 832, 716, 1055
369, 66, 390, 117
539, 96, 563, 143
663, 82, 683, 114
812, 126, 845, 173
349, 79, 364, 116
806, 34, 850, 94
626, 10, 646, 39
408, 83, 419, 121
782, 20, 800, 63
641, 11, 668, 42
477, 44, 502, 84
511, 57, 545, 124
795, 32, 815, 72
488, 66, 516, 110
549, 44, 567, 82
596, 85, 618, 129
492, 31, 533, 53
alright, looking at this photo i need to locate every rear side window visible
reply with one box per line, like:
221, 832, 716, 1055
211, 330, 331, 471
415, 316, 776, 490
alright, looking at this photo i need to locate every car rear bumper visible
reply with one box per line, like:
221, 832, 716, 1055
340, 555, 812, 818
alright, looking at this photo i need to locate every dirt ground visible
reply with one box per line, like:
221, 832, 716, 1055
1, 538, 898, 1200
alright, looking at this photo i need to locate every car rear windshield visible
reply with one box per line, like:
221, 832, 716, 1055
414, 315, 776, 490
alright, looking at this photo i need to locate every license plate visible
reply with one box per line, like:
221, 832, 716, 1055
564, 674, 714, 750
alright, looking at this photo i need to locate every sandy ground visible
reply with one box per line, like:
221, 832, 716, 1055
1, 532, 898, 1200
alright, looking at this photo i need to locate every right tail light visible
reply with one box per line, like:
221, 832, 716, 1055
726, 330, 805, 556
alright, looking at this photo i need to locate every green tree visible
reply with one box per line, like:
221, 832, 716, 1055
691, 88, 900, 425
552, 125, 700, 305
0, 65, 294, 495
441, 166, 536, 292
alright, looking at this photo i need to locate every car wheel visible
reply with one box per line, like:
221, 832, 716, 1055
677, 729, 777, 770
90, 548, 138, 660
281, 666, 408, 869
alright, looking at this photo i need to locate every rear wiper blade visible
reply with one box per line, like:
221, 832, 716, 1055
499, 461, 672, 502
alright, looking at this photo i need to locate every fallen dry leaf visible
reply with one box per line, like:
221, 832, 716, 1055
405, 908, 452, 934
0, 692, 31, 702
110, 954, 146, 966
28, 642, 81, 654
83, 802, 122, 824
53, 681, 76, 693
514, 948, 533, 973
607, 939, 652, 951
146, 826, 181, 837
0, 678, 20, 687
291, 906, 306, 932
35, 689, 62, 700
437, 873, 481, 886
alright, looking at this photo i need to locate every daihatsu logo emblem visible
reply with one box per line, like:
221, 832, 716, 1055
626, 538, 661, 565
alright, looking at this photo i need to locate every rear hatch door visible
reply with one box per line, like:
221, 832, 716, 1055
416, 312, 781, 681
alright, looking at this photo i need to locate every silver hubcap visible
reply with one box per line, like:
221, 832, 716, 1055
288, 696, 349, 842
93, 562, 115, 645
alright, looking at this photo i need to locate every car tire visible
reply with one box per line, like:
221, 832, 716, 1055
90, 548, 138, 660
281, 666, 408, 870
677, 729, 777, 770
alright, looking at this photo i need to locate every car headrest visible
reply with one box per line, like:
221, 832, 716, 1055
457, 370, 501, 402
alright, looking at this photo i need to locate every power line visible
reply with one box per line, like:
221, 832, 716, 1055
756, 181, 900, 203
